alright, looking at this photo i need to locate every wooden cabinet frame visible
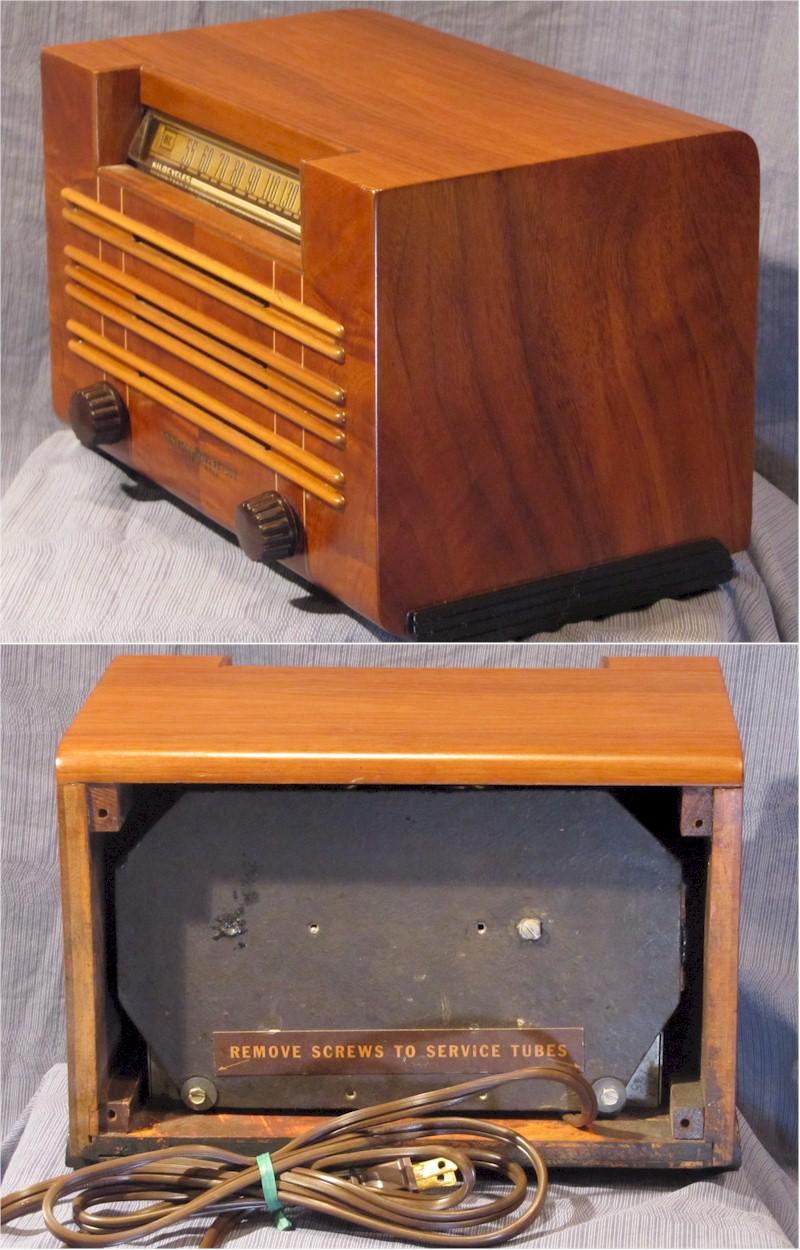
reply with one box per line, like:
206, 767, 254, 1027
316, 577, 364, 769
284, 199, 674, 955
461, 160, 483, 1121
56, 656, 743, 1168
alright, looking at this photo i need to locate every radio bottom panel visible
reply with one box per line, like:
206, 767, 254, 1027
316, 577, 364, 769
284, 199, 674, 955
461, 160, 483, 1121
107, 785, 697, 1120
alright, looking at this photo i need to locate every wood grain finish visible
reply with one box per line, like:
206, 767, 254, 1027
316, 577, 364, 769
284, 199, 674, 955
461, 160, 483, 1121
61, 186, 342, 336
89, 11, 737, 183
42, 10, 758, 635
56, 656, 743, 788
375, 135, 757, 630
58, 783, 106, 1156
63, 261, 346, 416
66, 326, 346, 504
702, 786, 744, 1166
56, 655, 743, 1169
109, 1108, 713, 1170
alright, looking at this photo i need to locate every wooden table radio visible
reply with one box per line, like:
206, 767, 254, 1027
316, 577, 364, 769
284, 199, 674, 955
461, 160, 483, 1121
42, 11, 758, 640
57, 655, 743, 1170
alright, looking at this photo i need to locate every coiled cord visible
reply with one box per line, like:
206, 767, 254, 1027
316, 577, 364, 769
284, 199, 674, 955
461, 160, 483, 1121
1, 1062, 597, 1247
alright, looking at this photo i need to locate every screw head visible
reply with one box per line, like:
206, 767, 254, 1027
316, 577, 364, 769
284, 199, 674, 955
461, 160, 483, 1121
180, 1076, 218, 1112
516, 917, 542, 941
591, 1077, 627, 1115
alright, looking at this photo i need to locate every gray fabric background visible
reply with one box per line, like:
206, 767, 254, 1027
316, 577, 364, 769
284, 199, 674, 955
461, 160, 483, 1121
2, 435, 797, 642
1, 644, 797, 1247
2, 0, 797, 496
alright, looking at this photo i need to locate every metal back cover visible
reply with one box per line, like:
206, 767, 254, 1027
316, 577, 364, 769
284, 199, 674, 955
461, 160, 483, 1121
115, 786, 682, 1112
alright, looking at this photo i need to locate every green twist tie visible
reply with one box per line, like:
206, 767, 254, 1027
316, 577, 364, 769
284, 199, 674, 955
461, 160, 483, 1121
256, 1151, 293, 1231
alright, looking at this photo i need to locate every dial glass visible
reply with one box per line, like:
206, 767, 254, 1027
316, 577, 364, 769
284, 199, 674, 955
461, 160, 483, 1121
128, 110, 301, 240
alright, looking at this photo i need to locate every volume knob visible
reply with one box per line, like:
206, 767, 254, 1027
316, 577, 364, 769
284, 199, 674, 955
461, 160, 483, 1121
69, 382, 129, 447
235, 491, 301, 561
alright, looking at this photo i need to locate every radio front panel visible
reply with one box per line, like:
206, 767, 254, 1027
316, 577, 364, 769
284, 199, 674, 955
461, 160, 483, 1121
62, 176, 346, 508
43, 53, 380, 623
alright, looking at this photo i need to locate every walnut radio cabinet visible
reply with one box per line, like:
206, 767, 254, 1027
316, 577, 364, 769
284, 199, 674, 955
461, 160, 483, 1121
43, 10, 758, 638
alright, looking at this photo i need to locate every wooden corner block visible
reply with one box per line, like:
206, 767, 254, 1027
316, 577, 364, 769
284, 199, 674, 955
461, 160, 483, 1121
680, 787, 715, 836
87, 784, 132, 832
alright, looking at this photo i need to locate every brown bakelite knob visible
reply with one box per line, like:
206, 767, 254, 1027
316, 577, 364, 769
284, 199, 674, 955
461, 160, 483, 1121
235, 490, 301, 561
69, 382, 129, 448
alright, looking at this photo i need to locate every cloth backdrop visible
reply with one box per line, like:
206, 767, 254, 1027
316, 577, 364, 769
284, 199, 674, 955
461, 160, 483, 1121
1, 434, 797, 642
1, 643, 797, 1248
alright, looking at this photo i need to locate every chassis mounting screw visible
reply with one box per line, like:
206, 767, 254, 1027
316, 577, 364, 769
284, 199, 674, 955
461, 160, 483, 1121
516, 917, 542, 941
181, 1077, 218, 1112
592, 1077, 627, 1115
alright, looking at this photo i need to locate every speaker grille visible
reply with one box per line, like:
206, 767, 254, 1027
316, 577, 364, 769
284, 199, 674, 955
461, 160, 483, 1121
62, 186, 346, 509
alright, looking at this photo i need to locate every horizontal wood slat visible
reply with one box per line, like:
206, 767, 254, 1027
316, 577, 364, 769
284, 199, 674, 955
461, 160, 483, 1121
63, 247, 344, 405
67, 335, 346, 508
62, 202, 344, 361
62, 186, 342, 337
66, 279, 346, 447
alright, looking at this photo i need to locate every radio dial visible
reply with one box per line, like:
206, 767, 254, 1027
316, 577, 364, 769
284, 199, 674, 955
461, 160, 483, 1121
235, 490, 301, 561
69, 382, 129, 447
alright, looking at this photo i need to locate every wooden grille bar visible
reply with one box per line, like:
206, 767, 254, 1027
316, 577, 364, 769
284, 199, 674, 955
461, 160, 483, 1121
63, 247, 344, 406
67, 323, 346, 506
62, 202, 344, 361
62, 187, 340, 336
66, 279, 346, 448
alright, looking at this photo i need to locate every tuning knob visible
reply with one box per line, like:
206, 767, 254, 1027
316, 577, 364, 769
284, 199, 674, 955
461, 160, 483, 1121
69, 382, 129, 447
235, 491, 302, 561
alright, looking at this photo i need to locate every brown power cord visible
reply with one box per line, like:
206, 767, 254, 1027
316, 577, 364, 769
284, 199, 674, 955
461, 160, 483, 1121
1, 1063, 597, 1247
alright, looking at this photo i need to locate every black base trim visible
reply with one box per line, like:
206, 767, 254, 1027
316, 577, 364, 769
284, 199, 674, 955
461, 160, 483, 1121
407, 540, 734, 642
